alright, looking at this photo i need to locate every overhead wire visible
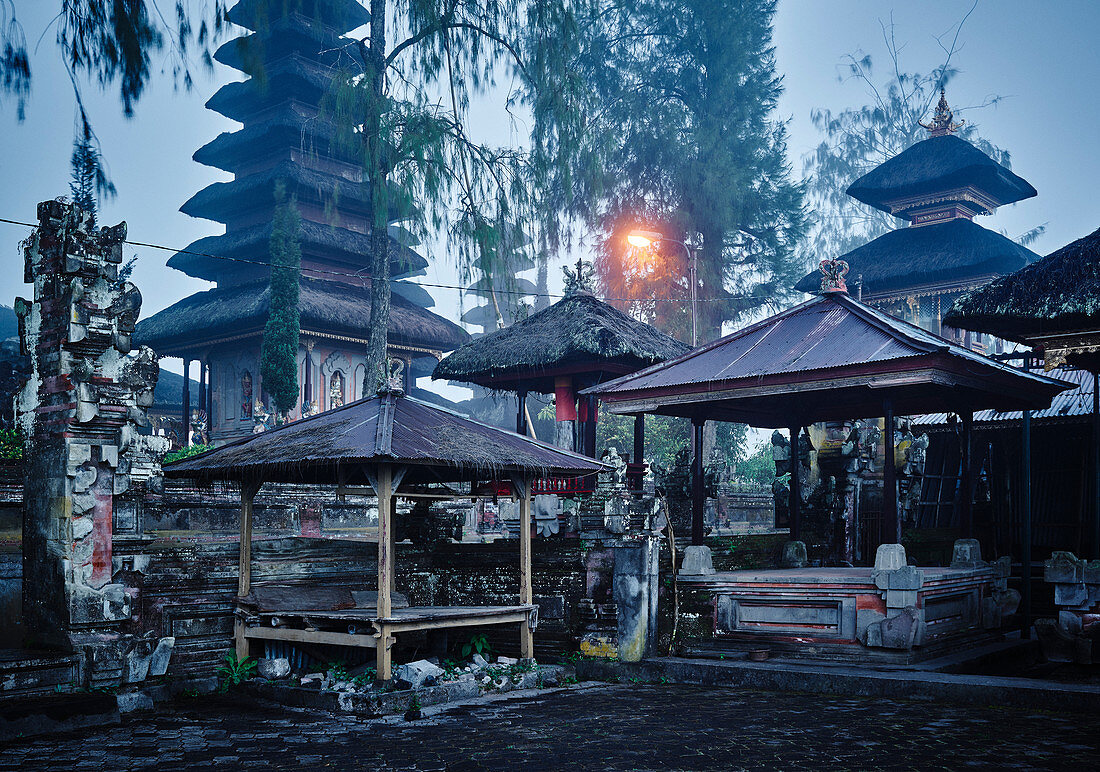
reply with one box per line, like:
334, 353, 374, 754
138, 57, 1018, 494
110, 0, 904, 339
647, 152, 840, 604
0, 215, 799, 305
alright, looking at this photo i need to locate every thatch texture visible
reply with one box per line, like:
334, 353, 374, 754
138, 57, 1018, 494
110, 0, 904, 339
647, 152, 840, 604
228, 0, 370, 31
166, 219, 426, 282
181, 160, 372, 224
135, 276, 468, 353
847, 135, 1036, 214
433, 291, 690, 392
205, 62, 331, 122
194, 106, 346, 174
793, 218, 1038, 296
945, 225, 1100, 339
164, 391, 606, 485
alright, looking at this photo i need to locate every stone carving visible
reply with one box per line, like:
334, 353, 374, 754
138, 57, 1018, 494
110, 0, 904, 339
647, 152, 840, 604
16, 199, 171, 684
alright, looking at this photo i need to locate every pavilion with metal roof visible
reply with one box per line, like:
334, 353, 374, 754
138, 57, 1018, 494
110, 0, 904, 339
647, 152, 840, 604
586, 272, 1072, 549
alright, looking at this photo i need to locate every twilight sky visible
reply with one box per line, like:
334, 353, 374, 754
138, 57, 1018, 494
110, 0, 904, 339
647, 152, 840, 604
0, 0, 1097, 382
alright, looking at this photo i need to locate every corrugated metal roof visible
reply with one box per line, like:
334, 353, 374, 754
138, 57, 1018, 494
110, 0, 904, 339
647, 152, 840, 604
165, 391, 606, 484
913, 367, 1095, 427
589, 292, 1060, 395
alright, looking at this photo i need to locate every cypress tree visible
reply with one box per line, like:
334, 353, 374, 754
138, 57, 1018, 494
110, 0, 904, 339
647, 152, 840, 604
260, 182, 301, 419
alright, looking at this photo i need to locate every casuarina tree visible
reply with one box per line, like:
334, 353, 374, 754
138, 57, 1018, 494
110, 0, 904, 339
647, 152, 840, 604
544, 0, 806, 343
323, 0, 589, 393
259, 183, 301, 420
69, 122, 115, 225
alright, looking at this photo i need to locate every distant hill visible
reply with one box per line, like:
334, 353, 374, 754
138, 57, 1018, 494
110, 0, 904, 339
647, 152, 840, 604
0, 306, 17, 341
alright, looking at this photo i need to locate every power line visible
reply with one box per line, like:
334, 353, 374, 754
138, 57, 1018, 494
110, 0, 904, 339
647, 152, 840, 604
0, 215, 795, 304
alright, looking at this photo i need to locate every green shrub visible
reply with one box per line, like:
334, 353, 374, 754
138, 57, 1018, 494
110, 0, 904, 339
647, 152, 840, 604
164, 443, 214, 464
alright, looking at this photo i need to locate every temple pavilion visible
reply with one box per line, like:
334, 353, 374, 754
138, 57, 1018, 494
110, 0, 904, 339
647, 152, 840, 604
135, 0, 467, 444
794, 90, 1039, 353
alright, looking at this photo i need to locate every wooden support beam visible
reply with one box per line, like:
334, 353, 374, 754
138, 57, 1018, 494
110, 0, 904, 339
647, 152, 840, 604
1093, 371, 1100, 559
515, 475, 534, 660
788, 424, 801, 543
1022, 404, 1032, 638
181, 358, 191, 442
517, 390, 528, 436
375, 463, 394, 681
631, 414, 645, 491
882, 402, 898, 544
960, 410, 973, 538
235, 479, 262, 660
692, 418, 705, 546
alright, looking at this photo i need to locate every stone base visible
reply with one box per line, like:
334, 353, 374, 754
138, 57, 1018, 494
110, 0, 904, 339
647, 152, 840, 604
679, 545, 716, 576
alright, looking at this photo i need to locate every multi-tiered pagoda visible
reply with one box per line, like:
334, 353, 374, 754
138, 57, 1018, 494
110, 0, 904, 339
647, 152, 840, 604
136, 0, 467, 444
795, 90, 1039, 353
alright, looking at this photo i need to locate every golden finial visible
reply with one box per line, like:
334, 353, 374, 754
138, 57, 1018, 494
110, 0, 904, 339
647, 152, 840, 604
919, 88, 965, 137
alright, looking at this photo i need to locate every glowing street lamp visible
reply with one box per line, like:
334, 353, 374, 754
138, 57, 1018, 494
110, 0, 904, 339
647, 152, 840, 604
625, 229, 700, 347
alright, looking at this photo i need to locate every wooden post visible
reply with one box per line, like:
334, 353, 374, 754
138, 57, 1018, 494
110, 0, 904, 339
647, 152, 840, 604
788, 425, 801, 542
517, 475, 534, 660
882, 402, 898, 544
181, 358, 191, 444
1022, 404, 1032, 638
1093, 371, 1100, 559
205, 361, 214, 427
197, 360, 206, 423
235, 479, 261, 659
631, 413, 645, 491
375, 463, 394, 681
691, 418, 705, 545
960, 410, 973, 538
517, 390, 528, 436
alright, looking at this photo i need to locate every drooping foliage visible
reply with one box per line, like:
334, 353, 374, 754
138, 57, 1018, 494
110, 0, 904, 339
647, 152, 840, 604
69, 122, 115, 225
1, 2, 230, 185
321, 0, 591, 392
259, 183, 301, 418
531, 0, 807, 343
801, 16, 1045, 262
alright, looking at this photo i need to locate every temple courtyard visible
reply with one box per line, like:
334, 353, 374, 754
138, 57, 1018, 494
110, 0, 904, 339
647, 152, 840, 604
1, 683, 1098, 770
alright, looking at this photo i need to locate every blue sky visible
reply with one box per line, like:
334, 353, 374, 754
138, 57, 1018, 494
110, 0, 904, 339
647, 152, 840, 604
1, 0, 1097, 380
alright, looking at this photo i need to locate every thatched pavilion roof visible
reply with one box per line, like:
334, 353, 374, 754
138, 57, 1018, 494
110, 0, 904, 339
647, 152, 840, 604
846, 135, 1036, 215
164, 390, 605, 485
793, 218, 1037, 296
945, 225, 1100, 341
432, 290, 691, 393
135, 276, 468, 355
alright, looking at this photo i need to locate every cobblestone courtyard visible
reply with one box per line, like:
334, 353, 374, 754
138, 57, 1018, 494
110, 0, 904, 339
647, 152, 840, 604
2, 683, 1100, 770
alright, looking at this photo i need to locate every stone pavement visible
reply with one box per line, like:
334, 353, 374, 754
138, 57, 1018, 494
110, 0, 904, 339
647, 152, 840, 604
2, 683, 1100, 770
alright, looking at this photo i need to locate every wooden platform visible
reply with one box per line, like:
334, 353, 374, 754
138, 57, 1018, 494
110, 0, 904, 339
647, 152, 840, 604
243, 604, 538, 651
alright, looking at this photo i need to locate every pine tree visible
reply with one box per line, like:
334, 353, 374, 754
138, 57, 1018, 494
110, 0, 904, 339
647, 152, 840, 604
260, 183, 301, 420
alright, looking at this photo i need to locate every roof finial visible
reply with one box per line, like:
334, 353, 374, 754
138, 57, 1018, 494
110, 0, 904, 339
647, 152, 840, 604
819, 257, 849, 294
919, 87, 965, 137
563, 258, 595, 296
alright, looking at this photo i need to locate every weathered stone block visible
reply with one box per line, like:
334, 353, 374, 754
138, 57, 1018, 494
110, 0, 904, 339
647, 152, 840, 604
993, 587, 1021, 617
1035, 618, 1076, 663
258, 657, 290, 680
148, 637, 174, 677
1084, 560, 1100, 586
856, 608, 885, 647
679, 545, 715, 576
1045, 551, 1083, 583
885, 589, 918, 609
950, 538, 983, 568
888, 565, 923, 590
981, 597, 1001, 630
1054, 583, 1088, 607
780, 540, 807, 568
879, 606, 921, 650
393, 660, 444, 690
1058, 610, 1083, 635
874, 543, 906, 571
116, 690, 153, 714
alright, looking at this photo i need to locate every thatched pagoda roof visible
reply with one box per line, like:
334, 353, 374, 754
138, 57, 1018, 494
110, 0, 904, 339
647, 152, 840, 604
793, 218, 1037, 296
166, 219, 425, 283
135, 276, 467, 355
164, 390, 604, 485
945, 225, 1100, 341
433, 290, 690, 393
205, 58, 334, 124
228, 0, 370, 31
847, 135, 1036, 215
